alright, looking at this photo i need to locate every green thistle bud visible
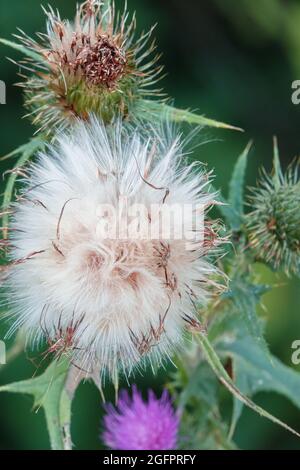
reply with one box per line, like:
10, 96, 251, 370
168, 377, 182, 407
246, 139, 300, 276
14, 0, 164, 134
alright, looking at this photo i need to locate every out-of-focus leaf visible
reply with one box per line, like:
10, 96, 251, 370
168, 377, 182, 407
0, 359, 70, 450
179, 406, 237, 450
211, 143, 251, 229
209, 185, 234, 226
272, 136, 282, 189
170, 358, 219, 409
228, 141, 252, 230
225, 276, 270, 355
169, 357, 236, 449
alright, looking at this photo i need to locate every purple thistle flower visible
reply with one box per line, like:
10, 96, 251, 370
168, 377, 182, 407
102, 386, 179, 450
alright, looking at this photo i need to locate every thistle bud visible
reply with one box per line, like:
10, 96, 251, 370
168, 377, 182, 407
246, 141, 300, 276
16, 1, 163, 134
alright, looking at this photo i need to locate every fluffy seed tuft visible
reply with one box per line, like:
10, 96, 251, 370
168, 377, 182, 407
4, 118, 225, 380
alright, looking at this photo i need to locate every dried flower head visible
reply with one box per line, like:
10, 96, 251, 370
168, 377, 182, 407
5, 118, 224, 380
246, 142, 300, 276
103, 386, 179, 450
15, 0, 163, 133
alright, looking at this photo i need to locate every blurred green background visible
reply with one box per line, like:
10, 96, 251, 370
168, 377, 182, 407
0, 0, 300, 450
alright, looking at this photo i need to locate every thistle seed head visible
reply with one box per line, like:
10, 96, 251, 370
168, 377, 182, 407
4, 118, 225, 381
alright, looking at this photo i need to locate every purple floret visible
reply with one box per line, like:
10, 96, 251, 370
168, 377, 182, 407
102, 386, 179, 450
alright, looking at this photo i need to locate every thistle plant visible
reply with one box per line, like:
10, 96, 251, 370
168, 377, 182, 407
0, 0, 300, 452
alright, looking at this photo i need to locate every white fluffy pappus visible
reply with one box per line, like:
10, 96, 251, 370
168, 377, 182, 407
4, 118, 224, 379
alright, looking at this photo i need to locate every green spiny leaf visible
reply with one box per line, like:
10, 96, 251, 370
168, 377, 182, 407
137, 100, 244, 131
0, 359, 70, 450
